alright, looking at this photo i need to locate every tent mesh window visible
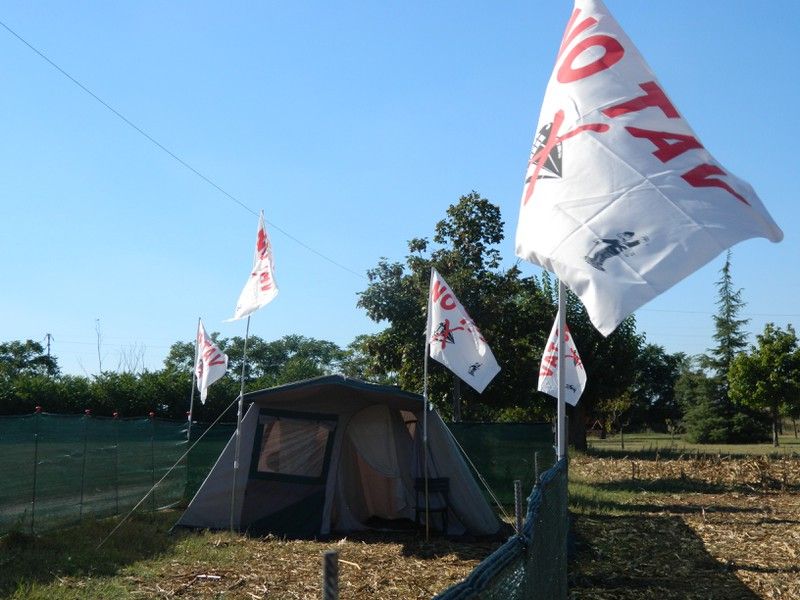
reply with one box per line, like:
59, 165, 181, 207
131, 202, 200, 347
249, 410, 338, 485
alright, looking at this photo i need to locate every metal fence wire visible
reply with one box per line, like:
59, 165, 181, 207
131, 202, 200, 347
433, 458, 568, 600
0, 412, 188, 535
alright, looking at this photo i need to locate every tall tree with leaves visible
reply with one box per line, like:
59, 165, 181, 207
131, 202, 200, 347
358, 192, 554, 420
729, 323, 800, 446
686, 250, 769, 442
0, 340, 59, 377
701, 250, 750, 406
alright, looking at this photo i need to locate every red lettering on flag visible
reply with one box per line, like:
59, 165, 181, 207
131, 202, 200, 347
432, 279, 457, 310
625, 127, 703, 163
556, 8, 624, 84
682, 164, 750, 206
602, 81, 679, 119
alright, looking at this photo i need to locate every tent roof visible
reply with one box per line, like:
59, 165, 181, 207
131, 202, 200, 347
242, 375, 424, 412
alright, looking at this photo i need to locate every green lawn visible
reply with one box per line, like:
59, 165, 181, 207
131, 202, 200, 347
588, 430, 800, 457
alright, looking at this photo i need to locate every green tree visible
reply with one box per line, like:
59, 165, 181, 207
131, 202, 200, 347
0, 340, 59, 377
729, 323, 800, 446
358, 192, 554, 421
683, 251, 769, 442
627, 344, 685, 431
700, 250, 750, 407
675, 358, 724, 442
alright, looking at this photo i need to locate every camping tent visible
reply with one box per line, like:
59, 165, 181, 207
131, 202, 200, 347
178, 375, 502, 538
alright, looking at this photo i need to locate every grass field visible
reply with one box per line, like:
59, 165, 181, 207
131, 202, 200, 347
588, 430, 800, 456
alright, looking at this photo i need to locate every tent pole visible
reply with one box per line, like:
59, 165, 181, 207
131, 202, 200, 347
423, 345, 430, 542
557, 281, 567, 461
422, 269, 432, 541
187, 317, 200, 442
230, 314, 251, 532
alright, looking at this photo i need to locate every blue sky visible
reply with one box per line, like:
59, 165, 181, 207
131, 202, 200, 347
2, 1, 798, 376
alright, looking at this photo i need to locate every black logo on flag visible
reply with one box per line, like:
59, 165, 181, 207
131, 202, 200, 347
584, 232, 650, 271
468, 362, 482, 376
527, 122, 563, 183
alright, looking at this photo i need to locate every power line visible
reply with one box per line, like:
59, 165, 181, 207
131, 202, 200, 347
0, 18, 365, 280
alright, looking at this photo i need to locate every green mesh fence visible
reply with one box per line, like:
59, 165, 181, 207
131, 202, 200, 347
447, 422, 555, 505
433, 458, 569, 600
1, 413, 557, 544
186, 422, 235, 500
0, 413, 188, 535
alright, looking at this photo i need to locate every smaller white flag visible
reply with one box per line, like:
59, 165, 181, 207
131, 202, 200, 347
195, 320, 228, 404
538, 312, 586, 406
230, 210, 279, 321
427, 269, 500, 393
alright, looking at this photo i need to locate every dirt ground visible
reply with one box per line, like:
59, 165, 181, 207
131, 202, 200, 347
568, 454, 800, 599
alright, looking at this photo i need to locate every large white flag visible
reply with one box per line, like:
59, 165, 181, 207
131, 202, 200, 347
515, 0, 782, 336
230, 211, 279, 320
538, 313, 586, 406
195, 320, 228, 403
427, 269, 500, 393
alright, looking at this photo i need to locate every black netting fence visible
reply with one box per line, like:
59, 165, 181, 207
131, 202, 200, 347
448, 422, 555, 505
433, 458, 568, 600
0, 413, 188, 535
186, 422, 235, 499
0, 412, 557, 545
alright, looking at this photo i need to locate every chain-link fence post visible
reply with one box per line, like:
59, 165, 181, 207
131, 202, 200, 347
113, 412, 120, 515
514, 479, 523, 535
30, 406, 42, 534
322, 550, 338, 600
79, 409, 90, 519
149, 412, 157, 513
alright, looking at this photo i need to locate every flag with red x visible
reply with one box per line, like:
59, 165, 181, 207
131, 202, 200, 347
427, 269, 500, 393
537, 311, 586, 406
515, 0, 782, 336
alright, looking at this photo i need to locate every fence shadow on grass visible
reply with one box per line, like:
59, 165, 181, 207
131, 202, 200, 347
0, 511, 184, 597
569, 513, 760, 599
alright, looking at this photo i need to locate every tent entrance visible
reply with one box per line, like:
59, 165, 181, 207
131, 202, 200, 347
332, 405, 416, 532
242, 409, 337, 536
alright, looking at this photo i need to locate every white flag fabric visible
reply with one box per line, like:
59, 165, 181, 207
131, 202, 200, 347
427, 269, 500, 393
230, 211, 279, 321
538, 312, 586, 406
195, 320, 228, 404
515, 0, 782, 336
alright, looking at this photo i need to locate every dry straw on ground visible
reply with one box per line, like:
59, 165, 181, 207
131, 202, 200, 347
118, 531, 499, 600
569, 454, 800, 600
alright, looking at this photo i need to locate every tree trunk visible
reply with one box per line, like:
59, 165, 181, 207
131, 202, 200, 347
452, 376, 462, 423
772, 405, 780, 447
568, 404, 588, 451
793, 418, 797, 439
620, 424, 625, 450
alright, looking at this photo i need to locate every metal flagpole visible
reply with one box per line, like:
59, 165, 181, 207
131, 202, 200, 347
187, 317, 200, 442
422, 268, 433, 541
230, 314, 251, 532
557, 280, 567, 461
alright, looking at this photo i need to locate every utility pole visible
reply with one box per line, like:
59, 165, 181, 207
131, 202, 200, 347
95, 318, 103, 373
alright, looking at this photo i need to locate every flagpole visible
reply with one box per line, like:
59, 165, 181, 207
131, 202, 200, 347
230, 314, 251, 532
187, 317, 200, 442
422, 268, 433, 542
557, 280, 567, 461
